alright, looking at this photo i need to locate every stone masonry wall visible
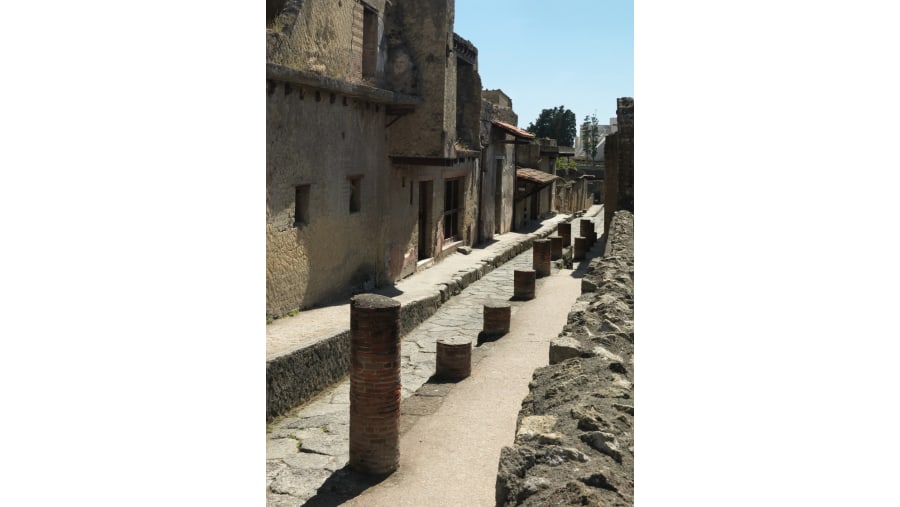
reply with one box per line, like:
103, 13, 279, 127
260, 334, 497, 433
267, 330, 351, 422
384, 0, 456, 157
496, 210, 634, 506
267, 0, 387, 85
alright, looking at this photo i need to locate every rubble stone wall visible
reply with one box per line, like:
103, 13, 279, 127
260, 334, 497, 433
603, 98, 634, 234
496, 210, 634, 506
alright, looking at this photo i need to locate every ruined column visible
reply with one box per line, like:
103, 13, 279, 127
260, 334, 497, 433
349, 294, 401, 476
436, 339, 472, 381
574, 236, 587, 261
580, 219, 595, 248
513, 269, 536, 300
533, 239, 551, 277
483, 300, 511, 337
550, 236, 563, 260
558, 222, 572, 247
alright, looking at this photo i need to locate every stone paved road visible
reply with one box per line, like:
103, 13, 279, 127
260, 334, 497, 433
266, 216, 603, 506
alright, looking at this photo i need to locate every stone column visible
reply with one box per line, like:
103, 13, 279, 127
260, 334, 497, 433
558, 222, 572, 247
550, 236, 563, 260
533, 239, 551, 277
349, 294, 401, 476
574, 236, 587, 261
514, 269, 536, 300
436, 339, 472, 380
580, 219, 595, 248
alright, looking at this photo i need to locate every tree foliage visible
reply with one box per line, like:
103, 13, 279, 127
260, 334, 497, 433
525, 105, 577, 147
580, 113, 601, 161
555, 156, 578, 173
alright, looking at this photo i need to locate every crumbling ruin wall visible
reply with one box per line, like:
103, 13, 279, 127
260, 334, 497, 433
603, 98, 634, 234
384, 0, 457, 157
496, 210, 634, 507
554, 178, 591, 214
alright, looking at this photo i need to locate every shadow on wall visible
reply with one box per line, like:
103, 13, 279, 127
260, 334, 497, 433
291, 219, 418, 313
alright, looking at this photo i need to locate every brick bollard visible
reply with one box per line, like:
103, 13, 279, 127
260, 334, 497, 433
558, 222, 572, 247
349, 294, 401, 476
513, 269, 536, 300
483, 300, 511, 337
574, 236, 587, 261
533, 239, 551, 277
550, 236, 563, 260
436, 339, 472, 381
580, 219, 595, 248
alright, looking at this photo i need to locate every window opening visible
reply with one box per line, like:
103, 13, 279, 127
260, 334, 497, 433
294, 184, 310, 227
362, 5, 377, 79
349, 176, 362, 213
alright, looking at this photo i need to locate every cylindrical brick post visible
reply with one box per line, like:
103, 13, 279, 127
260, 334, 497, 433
580, 219, 595, 248
558, 222, 572, 247
513, 269, 536, 300
574, 236, 587, 261
436, 339, 472, 380
349, 294, 401, 476
483, 300, 511, 337
550, 236, 563, 260
533, 239, 551, 277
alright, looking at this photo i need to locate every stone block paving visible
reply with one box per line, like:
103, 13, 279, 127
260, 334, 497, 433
266, 214, 603, 506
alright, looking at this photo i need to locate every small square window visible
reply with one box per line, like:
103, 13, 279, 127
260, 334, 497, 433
349, 176, 362, 213
294, 184, 310, 227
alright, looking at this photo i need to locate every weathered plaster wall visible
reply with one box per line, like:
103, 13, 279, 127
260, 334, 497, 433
479, 93, 518, 237
266, 82, 390, 317
268, 0, 388, 84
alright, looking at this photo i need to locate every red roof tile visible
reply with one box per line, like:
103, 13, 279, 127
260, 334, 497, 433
516, 167, 560, 185
492, 120, 535, 139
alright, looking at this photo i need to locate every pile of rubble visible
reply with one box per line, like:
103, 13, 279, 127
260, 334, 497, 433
496, 210, 634, 506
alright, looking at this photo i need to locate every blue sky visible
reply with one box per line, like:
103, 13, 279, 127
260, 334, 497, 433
455, 0, 633, 132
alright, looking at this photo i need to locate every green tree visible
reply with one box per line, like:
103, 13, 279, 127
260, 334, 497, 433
525, 105, 577, 146
580, 113, 601, 161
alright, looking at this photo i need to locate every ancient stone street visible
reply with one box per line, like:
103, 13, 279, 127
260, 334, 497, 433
267, 215, 605, 506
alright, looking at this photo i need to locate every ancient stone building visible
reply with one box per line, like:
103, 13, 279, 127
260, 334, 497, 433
266, 0, 491, 319
509, 136, 560, 229
480, 89, 531, 240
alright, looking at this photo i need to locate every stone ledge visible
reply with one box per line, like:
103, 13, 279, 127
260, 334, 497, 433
266, 63, 422, 106
267, 330, 350, 422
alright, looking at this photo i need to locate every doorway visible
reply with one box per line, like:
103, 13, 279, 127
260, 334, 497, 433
418, 181, 433, 260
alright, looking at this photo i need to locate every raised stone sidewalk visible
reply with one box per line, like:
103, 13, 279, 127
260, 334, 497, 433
267, 205, 603, 422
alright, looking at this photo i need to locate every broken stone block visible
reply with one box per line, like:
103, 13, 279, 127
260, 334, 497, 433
549, 336, 583, 364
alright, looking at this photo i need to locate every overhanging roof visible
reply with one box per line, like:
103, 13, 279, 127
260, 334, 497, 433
516, 167, 560, 185
492, 120, 535, 139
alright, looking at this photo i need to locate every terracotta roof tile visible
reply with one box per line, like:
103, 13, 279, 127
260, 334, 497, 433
516, 167, 560, 185
492, 120, 535, 139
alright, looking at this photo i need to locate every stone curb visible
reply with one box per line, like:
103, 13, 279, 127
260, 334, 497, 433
266, 211, 602, 422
